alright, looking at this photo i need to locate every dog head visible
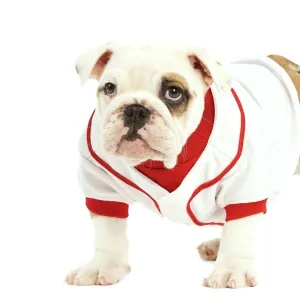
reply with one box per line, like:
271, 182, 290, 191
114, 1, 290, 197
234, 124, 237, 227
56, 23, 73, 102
76, 41, 231, 168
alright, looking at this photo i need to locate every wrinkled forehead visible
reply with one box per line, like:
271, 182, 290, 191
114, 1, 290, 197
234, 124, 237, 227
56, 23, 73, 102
104, 44, 196, 87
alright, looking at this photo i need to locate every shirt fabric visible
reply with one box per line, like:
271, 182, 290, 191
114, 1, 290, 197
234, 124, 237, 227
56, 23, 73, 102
78, 56, 300, 226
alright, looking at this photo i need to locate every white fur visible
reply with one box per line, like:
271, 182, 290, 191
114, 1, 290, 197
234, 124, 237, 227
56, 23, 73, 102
204, 213, 263, 288
66, 215, 129, 285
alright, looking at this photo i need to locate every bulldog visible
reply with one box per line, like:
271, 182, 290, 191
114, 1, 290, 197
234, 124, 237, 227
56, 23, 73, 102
65, 41, 300, 288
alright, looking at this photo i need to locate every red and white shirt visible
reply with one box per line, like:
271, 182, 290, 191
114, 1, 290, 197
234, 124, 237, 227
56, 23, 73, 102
78, 57, 300, 226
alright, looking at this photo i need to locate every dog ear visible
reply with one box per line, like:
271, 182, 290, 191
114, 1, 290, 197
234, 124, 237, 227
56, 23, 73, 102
75, 43, 114, 85
187, 47, 231, 92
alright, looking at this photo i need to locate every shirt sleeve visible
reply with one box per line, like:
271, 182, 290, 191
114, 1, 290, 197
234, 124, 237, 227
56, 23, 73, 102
216, 156, 269, 222
78, 154, 131, 218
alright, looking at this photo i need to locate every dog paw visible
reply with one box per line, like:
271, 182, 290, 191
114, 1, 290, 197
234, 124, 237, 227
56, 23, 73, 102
65, 261, 131, 286
203, 258, 257, 288
197, 238, 220, 261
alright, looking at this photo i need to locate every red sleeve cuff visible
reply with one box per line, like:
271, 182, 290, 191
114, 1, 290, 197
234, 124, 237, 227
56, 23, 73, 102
225, 199, 267, 222
86, 198, 129, 218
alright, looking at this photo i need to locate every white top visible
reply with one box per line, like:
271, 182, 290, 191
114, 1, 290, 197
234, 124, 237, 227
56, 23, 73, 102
78, 57, 300, 225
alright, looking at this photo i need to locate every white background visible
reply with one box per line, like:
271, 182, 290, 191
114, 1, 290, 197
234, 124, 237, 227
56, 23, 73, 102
0, 0, 300, 299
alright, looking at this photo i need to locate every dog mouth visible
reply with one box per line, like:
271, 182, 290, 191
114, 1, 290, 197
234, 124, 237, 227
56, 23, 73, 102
116, 134, 163, 162
123, 124, 143, 142
102, 102, 180, 167
123, 132, 141, 142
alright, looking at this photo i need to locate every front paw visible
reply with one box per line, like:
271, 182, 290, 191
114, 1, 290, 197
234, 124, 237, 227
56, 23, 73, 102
203, 258, 257, 288
65, 259, 131, 286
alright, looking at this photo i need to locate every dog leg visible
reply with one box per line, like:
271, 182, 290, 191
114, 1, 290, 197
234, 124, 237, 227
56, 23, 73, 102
203, 213, 263, 288
197, 238, 220, 261
65, 215, 130, 286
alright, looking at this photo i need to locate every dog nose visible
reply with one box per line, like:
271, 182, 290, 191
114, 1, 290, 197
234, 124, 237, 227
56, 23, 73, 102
124, 104, 150, 130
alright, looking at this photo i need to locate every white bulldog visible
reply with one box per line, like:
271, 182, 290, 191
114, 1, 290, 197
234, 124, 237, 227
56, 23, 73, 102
66, 41, 300, 288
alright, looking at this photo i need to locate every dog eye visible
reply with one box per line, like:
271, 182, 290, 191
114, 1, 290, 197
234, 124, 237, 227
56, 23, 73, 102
165, 86, 183, 101
104, 82, 117, 96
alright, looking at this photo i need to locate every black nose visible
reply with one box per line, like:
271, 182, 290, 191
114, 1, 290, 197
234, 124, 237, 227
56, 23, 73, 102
124, 104, 150, 131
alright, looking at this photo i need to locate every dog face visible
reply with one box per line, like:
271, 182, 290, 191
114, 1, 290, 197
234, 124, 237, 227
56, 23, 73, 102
76, 41, 230, 168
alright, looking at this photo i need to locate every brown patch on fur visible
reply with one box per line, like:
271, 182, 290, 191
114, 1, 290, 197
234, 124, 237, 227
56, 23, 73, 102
160, 73, 191, 116
268, 54, 300, 102
163, 73, 189, 90
169, 99, 190, 116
